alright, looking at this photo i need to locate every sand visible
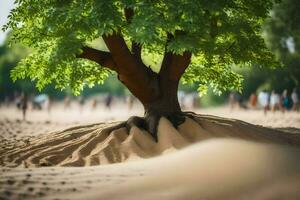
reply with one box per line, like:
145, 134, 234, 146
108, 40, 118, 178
1, 106, 300, 199
1, 138, 300, 200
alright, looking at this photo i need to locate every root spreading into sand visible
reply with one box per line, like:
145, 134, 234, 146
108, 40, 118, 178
1, 114, 300, 200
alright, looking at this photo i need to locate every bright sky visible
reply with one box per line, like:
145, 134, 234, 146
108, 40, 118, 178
0, 0, 15, 45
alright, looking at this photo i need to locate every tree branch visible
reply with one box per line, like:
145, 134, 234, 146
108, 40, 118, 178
102, 33, 139, 74
159, 33, 174, 75
160, 51, 192, 81
103, 32, 159, 103
168, 52, 192, 81
131, 42, 142, 62
160, 33, 192, 81
124, 8, 142, 63
77, 46, 116, 71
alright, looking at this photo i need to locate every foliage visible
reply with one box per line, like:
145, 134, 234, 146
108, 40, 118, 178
3, 0, 279, 95
263, 0, 300, 87
0, 35, 125, 100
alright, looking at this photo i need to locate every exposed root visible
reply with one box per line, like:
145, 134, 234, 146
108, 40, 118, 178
125, 113, 186, 141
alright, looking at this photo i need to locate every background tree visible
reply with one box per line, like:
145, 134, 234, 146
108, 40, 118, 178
0, 33, 33, 101
263, 0, 300, 88
233, 0, 300, 99
3, 0, 278, 139
0, 34, 129, 101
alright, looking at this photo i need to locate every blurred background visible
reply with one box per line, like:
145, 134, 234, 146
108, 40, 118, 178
0, 0, 299, 133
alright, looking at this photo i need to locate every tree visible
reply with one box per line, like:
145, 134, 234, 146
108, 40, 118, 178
0, 34, 33, 101
3, 0, 278, 140
263, 0, 300, 87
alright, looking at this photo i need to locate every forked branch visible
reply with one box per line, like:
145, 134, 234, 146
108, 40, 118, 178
160, 33, 192, 81
168, 52, 192, 81
103, 32, 159, 103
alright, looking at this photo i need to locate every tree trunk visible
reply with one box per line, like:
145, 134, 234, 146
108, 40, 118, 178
92, 32, 191, 140
143, 79, 181, 117
124, 72, 184, 140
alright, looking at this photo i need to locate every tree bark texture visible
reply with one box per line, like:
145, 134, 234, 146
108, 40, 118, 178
78, 30, 191, 139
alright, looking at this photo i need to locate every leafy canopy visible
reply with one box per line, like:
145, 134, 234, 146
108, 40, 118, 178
3, 0, 279, 95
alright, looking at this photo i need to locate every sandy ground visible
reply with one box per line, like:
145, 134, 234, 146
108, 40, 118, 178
1, 138, 300, 200
0, 102, 299, 139
1, 103, 300, 200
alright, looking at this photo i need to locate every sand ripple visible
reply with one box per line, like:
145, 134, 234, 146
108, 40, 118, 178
1, 115, 300, 167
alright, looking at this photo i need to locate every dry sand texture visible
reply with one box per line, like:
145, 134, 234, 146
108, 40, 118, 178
1, 138, 300, 199
1, 116, 300, 167
1, 107, 300, 199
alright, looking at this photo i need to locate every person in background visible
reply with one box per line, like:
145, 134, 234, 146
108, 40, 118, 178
92, 98, 97, 110
281, 89, 292, 111
249, 92, 257, 109
228, 92, 236, 111
20, 92, 28, 121
64, 96, 71, 110
79, 96, 85, 113
258, 90, 269, 115
270, 90, 281, 112
291, 88, 299, 112
15, 92, 22, 109
178, 91, 185, 110
105, 94, 113, 110
3, 96, 10, 107
45, 96, 52, 114
126, 95, 134, 110
235, 93, 247, 109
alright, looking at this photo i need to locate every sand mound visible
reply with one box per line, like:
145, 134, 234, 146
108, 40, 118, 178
1, 115, 300, 167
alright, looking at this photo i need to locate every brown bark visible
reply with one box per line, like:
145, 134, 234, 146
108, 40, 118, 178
77, 47, 116, 70
140, 34, 191, 137
79, 33, 191, 117
145, 51, 191, 116
102, 33, 159, 104
148, 32, 192, 115
78, 28, 191, 138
